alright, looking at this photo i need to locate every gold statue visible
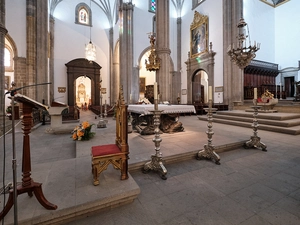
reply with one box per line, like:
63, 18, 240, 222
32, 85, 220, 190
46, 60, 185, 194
261, 89, 274, 99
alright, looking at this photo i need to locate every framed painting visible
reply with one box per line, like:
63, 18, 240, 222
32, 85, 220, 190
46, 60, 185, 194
139, 77, 146, 93
215, 86, 223, 92
190, 11, 208, 58
5, 76, 10, 90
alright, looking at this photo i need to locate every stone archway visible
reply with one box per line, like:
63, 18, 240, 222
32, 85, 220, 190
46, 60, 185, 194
185, 51, 216, 104
65, 58, 102, 107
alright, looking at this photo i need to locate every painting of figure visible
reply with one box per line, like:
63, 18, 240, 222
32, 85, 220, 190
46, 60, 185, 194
190, 12, 208, 58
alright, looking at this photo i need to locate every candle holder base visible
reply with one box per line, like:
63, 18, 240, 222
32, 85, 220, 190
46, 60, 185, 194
142, 108, 167, 180
197, 104, 220, 165
97, 117, 107, 128
197, 144, 221, 165
244, 136, 267, 151
142, 154, 167, 180
244, 104, 267, 151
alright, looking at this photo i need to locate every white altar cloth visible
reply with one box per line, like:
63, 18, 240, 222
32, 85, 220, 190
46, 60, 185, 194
128, 104, 196, 115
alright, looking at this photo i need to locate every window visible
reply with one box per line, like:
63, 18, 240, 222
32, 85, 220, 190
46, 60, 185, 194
75, 3, 92, 26
79, 8, 89, 24
149, 0, 156, 13
4, 46, 13, 71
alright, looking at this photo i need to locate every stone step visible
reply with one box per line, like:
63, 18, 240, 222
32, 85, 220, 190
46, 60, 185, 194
197, 110, 300, 135
213, 113, 300, 127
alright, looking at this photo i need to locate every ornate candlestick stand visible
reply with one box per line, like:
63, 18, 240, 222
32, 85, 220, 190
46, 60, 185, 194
197, 100, 220, 165
244, 99, 267, 151
142, 99, 167, 180
97, 89, 106, 128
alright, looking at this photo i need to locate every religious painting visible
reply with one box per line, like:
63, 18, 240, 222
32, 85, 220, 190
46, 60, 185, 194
190, 11, 208, 58
139, 77, 146, 93
5, 76, 10, 90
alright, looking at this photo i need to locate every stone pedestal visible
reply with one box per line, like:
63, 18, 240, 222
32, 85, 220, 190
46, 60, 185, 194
48, 106, 68, 128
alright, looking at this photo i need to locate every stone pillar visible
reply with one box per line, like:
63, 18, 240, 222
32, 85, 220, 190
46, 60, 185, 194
36, 0, 49, 104
156, 0, 171, 102
26, 0, 37, 99
173, 17, 182, 104
223, 0, 243, 110
108, 27, 114, 105
0, 0, 7, 115
49, 15, 55, 104
119, 2, 134, 103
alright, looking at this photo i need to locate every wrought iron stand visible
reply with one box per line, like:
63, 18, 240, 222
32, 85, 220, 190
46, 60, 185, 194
197, 100, 221, 165
244, 99, 267, 151
142, 100, 167, 179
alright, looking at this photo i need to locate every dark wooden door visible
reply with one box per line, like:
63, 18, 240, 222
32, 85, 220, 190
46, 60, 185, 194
192, 73, 204, 103
284, 77, 294, 98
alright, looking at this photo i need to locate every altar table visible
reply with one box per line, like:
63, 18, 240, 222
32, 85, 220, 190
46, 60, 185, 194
128, 104, 196, 135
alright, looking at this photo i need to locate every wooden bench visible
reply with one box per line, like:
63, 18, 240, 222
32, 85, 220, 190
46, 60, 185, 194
91, 87, 129, 186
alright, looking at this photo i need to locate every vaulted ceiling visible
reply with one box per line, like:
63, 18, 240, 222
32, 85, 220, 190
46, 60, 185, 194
260, 0, 290, 7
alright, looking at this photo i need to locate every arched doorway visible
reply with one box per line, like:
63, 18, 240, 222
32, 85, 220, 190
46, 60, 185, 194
65, 58, 101, 107
76, 76, 91, 107
192, 70, 208, 104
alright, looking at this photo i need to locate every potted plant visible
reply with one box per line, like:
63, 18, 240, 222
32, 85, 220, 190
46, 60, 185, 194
6, 105, 20, 120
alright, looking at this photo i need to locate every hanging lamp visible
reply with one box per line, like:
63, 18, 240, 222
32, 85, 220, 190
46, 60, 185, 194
85, 0, 96, 62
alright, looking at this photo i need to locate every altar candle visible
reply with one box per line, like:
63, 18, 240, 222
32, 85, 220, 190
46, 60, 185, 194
130, 94, 132, 100
208, 86, 212, 100
254, 88, 257, 99
154, 82, 158, 99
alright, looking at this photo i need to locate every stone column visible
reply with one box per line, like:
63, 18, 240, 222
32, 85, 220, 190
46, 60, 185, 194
173, 17, 182, 103
36, 0, 49, 104
108, 27, 114, 105
223, 0, 243, 110
26, 0, 37, 99
156, 0, 171, 102
49, 15, 55, 104
0, 0, 7, 115
119, 2, 134, 103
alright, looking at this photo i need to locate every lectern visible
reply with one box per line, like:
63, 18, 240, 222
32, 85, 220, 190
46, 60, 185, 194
0, 94, 57, 221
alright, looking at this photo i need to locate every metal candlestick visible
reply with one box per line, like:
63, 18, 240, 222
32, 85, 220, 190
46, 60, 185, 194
97, 90, 106, 128
197, 100, 220, 165
142, 99, 167, 179
244, 99, 267, 151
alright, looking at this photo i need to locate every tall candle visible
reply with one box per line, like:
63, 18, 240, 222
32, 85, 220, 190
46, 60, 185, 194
154, 82, 158, 99
130, 94, 132, 100
254, 88, 257, 99
208, 86, 212, 100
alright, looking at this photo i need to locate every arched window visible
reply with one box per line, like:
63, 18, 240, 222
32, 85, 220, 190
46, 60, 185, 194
5, 45, 13, 72
79, 7, 89, 24
75, 3, 92, 26
149, 0, 156, 13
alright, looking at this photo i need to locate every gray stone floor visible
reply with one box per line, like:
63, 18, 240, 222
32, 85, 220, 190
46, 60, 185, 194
65, 126, 300, 224
1, 110, 300, 225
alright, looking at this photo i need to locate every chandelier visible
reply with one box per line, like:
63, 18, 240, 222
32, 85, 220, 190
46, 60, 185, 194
227, 18, 260, 69
85, 41, 96, 62
85, 0, 96, 63
145, 33, 160, 71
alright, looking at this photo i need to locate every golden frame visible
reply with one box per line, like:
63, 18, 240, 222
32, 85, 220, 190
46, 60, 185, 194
190, 11, 208, 58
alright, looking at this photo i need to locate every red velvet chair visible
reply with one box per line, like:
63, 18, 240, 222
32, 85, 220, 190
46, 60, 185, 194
91, 87, 129, 186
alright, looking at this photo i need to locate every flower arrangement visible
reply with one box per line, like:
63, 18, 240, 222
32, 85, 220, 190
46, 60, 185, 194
71, 121, 95, 141
6, 106, 12, 114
